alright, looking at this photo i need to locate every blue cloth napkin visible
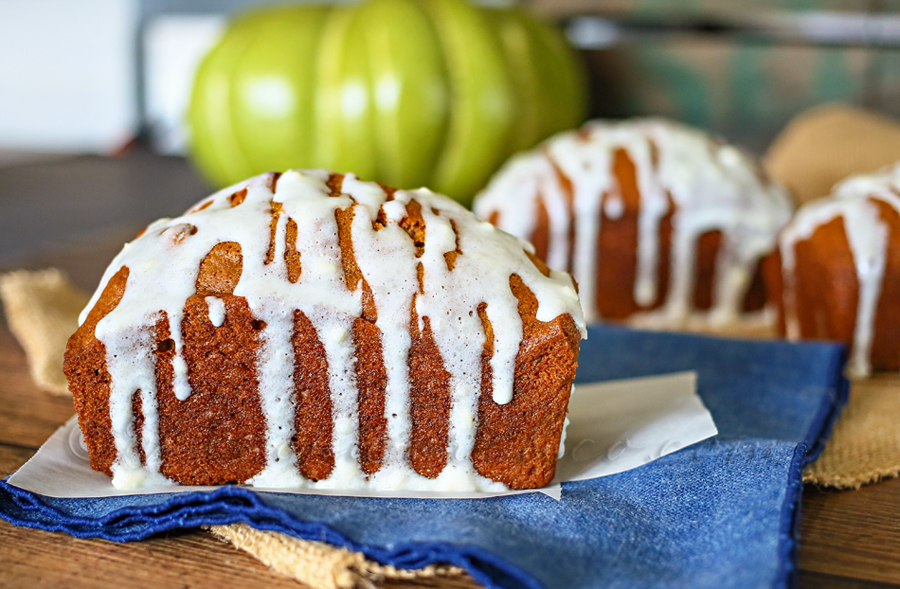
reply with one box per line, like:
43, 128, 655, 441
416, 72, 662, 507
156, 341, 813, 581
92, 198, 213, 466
0, 325, 848, 589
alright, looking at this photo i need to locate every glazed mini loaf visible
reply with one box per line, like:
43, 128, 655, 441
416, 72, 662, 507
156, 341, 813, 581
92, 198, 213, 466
767, 163, 900, 377
474, 118, 793, 327
64, 170, 585, 491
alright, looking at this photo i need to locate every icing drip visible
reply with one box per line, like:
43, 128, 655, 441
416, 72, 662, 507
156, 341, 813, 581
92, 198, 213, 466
603, 195, 624, 220
843, 203, 887, 377
557, 412, 570, 459
474, 118, 793, 326
779, 163, 900, 377
81, 170, 585, 491
96, 316, 168, 489
168, 313, 191, 401
205, 296, 226, 327
248, 309, 304, 487
345, 186, 418, 485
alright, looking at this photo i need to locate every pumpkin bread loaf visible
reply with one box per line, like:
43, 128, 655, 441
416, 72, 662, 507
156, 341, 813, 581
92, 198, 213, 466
767, 163, 900, 377
474, 118, 793, 328
64, 170, 585, 491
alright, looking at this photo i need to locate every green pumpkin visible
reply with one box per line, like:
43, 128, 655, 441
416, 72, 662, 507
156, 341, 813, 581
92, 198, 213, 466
188, 0, 586, 207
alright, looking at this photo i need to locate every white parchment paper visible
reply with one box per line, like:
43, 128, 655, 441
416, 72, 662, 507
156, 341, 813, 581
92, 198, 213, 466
7, 372, 716, 501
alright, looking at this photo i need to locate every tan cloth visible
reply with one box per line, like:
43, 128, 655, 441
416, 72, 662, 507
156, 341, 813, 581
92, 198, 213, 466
0, 269, 90, 395
0, 268, 467, 586
765, 103, 900, 205
207, 524, 463, 589
803, 375, 900, 489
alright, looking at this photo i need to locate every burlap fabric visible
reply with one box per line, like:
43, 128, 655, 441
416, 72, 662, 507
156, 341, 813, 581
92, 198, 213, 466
765, 103, 900, 205
0, 269, 89, 395
802, 375, 900, 489
207, 524, 464, 588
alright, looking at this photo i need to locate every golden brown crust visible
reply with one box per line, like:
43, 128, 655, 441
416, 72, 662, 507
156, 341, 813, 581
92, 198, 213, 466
794, 217, 860, 345
326, 173, 345, 197
400, 200, 427, 258
871, 200, 900, 369
335, 205, 378, 322
769, 217, 859, 344
285, 217, 302, 283
763, 248, 786, 336
196, 242, 242, 296
742, 257, 768, 313
443, 219, 462, 271
229, 187, 248, 208
63, 265, 130, 476
407, 309, 451, 478
472, 275, 580, 488
266, 171, 282, 193
187, 199, 215, 215
691, 230, 721, 311
333, 191, 388, 475
132, 392, 145, 465
592, 150, 673, 318
525, 250, 551, 278
292, 311, 335, 481
354, 317, 387, 475
265, 202, 283, 266
157, 298, 267, 485
532, 197, 550, 262
335, 202, 388, 474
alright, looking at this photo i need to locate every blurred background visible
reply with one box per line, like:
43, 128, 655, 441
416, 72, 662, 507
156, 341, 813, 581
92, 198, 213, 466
2, 0, 900, 271
2, 0, 899, 163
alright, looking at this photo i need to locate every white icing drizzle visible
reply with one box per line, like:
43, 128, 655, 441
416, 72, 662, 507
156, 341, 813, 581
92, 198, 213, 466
779, 163, 900, 377
80, 170, 585, 491
474, 118, 793, 327
168, 314, 192, 402
603, 195, 624, 220
557, 411, 570, 460
344, 183, 418, 486
247, 308, 304, 488
205, 296, 226, 327
96, 315, 168, 488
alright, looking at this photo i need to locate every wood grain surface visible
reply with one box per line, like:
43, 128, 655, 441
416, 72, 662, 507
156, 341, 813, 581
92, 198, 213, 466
1, 153, 899, 588
802, 479, 900, 586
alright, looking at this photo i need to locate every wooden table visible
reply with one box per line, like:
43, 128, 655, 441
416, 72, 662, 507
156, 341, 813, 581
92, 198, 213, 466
1, 153, 899, 588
